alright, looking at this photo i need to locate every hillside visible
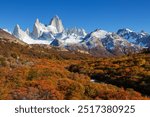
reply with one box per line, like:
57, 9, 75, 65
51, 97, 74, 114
68, 51, 150, 96
0, 30, 150, 100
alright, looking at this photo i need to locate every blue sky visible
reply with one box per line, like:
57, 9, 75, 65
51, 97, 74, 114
0, 0, 150, 33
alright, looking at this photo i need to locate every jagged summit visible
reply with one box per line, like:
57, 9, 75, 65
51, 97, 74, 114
25, 28, 30, 35
35, 18, 40, 24
117, 28, 150, 47
117, 28, 133, 35
65, 27, 87, 37
88, 29, 109, 39
13, 24, 22, 37
10, 15, 150, 56
32, 19, 44, 38
12, 16, 86, 45
15, 24, 21, 29
50, 15, 64, 33
53, 15, 59, 19
13, 24, 22, 35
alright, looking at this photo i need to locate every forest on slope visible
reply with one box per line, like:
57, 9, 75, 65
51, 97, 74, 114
0, 31, 150, 100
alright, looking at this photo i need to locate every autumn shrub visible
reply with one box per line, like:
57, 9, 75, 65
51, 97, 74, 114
0, 56, 7, 66
68, 64, 80, 73
84, 83, 100, 99
57, 79, 85, 99
27, 69, 38, 81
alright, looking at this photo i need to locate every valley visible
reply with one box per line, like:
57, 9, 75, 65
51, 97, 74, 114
0, 29, 150, 100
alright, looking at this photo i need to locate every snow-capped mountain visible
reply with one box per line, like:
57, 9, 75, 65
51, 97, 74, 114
11, 16, 150, 56
79, 29, 141, 56
50, 15, 64, 33
13, 24, 51, 44
51, 28, 87, 47
117, 28, 150, 47
32, 18, 57, 39
13, 24, 32, 43
12, 16, 86, 45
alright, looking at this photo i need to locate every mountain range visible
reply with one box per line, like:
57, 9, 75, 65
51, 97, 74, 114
3, 16, 150, 57
0, 16, 150, 100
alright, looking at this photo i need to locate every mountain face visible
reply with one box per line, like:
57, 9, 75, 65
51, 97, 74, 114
10, 16, 150, 57
50, 15, 64, 33
32, 18, 57, 39
79, 29, 141, 56
13, 25, 33, 43
117, 28, 150, 48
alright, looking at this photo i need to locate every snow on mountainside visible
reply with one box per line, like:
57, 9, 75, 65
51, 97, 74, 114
12, 16, 86, 45
50, 15, 64, 33
32, 19, 57, 39
79, 29, 141, 56
10, 16, 150, 56
51, 28, 87, 46
117, 28, 150, 47
13, 24, 51, 44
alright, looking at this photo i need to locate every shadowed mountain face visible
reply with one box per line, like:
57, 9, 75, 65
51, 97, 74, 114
0, 29, 16, 40
0, 29, 26, 45
117, 28, 150, 48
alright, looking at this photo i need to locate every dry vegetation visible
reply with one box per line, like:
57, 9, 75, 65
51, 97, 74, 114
0, 34, 150, 100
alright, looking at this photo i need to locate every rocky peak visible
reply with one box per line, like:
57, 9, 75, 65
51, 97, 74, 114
66, 27, 87, 37
32, 19, 44, 38
25, 28, 30, 35
50, 15, 64, 33
117, 28, 133, 36
13, 24, 22, 37
35, 18, 40, 24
